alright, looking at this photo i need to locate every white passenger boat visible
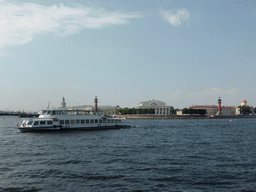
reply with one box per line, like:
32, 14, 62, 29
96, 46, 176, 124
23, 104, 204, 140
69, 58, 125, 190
17, 97, 129, 132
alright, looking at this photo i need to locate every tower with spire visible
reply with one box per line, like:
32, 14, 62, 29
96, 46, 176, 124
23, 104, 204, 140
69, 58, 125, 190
61, 97, 66, 108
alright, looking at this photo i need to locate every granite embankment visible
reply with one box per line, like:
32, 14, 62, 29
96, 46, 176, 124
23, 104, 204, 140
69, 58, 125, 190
120, 114, 256, 119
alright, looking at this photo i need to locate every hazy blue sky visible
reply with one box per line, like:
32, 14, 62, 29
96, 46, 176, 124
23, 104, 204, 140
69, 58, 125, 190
1, 0, 256, 111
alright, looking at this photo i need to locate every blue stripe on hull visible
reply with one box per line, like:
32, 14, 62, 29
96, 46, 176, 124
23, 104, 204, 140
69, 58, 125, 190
17, 125, 130, 132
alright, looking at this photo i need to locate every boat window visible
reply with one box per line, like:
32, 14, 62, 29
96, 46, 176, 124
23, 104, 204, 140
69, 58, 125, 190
52, 111, 56, 115
95, 119, 98, 123
107, 120, 110, 123
71, 120, 75, 124
90, 120, 94, 124
65, 120, 69, 124
103, 119, 106, 123
40, 121, 46, 125
111, 119, 114, 123
81, 120, 85, 124
33, 121, 39, 125
27, 121, 33, 125
118, 120, 121, 123
47, 111, 51, 115
76, 120, 80, 124
115, 120, 118, 123
47, 121, 53, 125
99, 120, 102, 123
60, 120, 64, 124
86, 120, 89, 124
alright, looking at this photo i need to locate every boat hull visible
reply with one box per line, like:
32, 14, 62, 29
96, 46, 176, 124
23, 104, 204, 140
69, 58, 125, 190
17, 125, 130, 132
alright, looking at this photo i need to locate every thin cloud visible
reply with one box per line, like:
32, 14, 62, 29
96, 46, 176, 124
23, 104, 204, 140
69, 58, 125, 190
161, 87, 238, 100
172, 89, 183, 96
156, 87, 238, 105
0, 1, 142, 54
160, 8, 190, 26
196, 87, 238, 96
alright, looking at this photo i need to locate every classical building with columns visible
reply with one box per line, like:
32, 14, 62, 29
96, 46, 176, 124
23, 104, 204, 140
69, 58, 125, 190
135, 99, 171, 115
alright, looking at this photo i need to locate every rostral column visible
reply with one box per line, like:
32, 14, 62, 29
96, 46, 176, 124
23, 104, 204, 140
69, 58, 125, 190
94, 96, 98, 112
218, 97, 222, 115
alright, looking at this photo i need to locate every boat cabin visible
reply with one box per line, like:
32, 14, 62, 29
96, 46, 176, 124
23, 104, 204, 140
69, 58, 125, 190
21, 119, 55, 127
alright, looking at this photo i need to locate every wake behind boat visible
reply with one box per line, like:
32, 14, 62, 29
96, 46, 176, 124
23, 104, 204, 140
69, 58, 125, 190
17, 97, 129, 132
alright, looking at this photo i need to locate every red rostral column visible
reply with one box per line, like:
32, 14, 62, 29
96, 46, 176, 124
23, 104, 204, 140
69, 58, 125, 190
218, 97, 222, 115
94, 96, 98, 112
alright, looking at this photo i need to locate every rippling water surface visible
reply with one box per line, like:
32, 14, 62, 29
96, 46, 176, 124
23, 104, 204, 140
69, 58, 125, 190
0, 116, 256, 191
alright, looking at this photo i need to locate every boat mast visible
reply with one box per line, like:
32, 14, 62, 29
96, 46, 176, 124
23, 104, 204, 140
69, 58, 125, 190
47, 101, 50, 110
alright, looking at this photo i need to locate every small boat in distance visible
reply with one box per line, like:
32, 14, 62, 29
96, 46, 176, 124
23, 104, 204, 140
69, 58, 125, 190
17, 97, 130, 132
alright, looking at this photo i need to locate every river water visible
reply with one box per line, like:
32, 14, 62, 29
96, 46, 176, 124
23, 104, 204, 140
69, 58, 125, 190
0, 116, 255, 191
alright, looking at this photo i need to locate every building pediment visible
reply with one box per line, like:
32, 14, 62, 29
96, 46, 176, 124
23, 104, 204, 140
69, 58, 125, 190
149, 101, 158, 106
137, 99, 166, 107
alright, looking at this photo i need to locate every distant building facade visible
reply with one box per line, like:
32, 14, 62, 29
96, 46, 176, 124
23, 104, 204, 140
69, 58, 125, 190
178, 99, 254, 116
136, 99, 171, 115
58, 97, 118, 115
187, 105, 236, 116
98, 106, 118, 115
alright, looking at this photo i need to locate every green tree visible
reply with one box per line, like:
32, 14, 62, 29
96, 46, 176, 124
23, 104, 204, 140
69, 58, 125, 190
182, 108, 188, 114
131, 108, 136, 114
142, 108, 148, 114
239, 105, 251, 114
148, 108, 155, 114
136, 109, 142, 114
122, 108, 129, 115
182, 108, 206, 115
169, 106, 176, 114
117, 108, 122, 114
127, 108, 133, 114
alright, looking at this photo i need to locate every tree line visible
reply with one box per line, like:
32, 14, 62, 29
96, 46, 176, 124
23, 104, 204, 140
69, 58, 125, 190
117, 108, 154, 115
182, 108, 206, 115
117, 106, 256, 115
239, 105, 253, 114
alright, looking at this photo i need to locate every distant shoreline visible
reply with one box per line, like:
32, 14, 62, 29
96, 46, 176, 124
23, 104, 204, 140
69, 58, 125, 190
120, 114, 256, 119
1, 113, 255, 119
0, 113, 39, 117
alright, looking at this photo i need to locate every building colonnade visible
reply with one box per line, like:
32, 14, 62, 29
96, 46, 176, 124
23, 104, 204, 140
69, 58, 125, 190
154, 107, 170, 115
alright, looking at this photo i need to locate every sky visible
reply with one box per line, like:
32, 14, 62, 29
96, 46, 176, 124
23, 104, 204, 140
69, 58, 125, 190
1, 0, 256, 112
